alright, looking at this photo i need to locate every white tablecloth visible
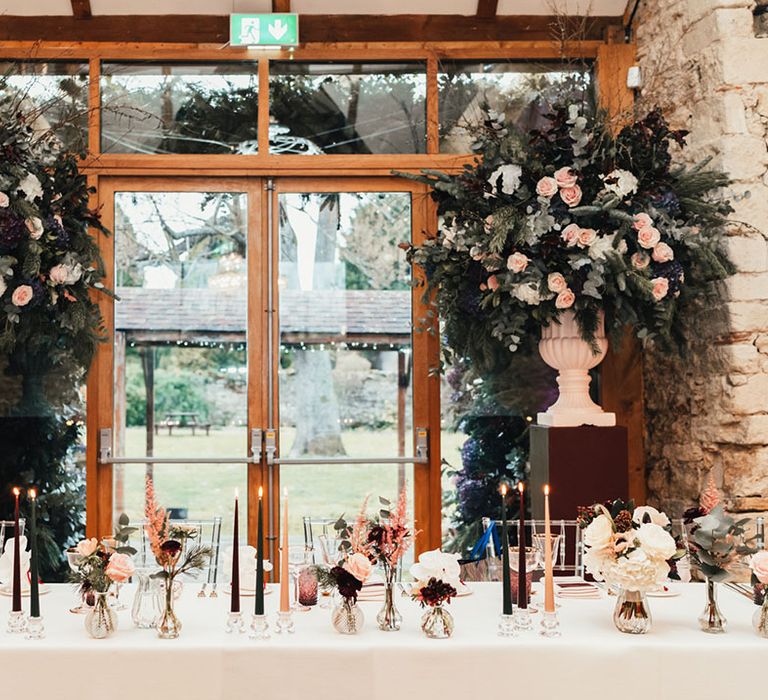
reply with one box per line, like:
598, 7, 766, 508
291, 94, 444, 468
0, 582, 763, 699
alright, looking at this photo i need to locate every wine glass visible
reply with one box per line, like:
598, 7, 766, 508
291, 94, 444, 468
288, 545, 311, 611
66, 549, 88, 614
317, 533, 340, 608
508, 545, 541, 611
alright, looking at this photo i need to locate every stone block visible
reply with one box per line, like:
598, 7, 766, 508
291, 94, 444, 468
722, 39, 768, 85
725, 342, 762, 373
728, 301, 768, 332
716, 135, 768, 181
703, 414, 768, 444
722, 91, 748, 134
726, 373, 768, 414
725, 234, 768, 273
726, 272, 768, 301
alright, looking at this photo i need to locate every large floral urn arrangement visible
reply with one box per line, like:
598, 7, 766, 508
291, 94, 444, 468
402, 106, 733, 426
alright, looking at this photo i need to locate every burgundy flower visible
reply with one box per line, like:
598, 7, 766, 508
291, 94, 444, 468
160, 540, 182, 556
330, 565, 363, 601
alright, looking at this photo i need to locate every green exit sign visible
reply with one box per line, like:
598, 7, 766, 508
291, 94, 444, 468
230, 13, 300, 47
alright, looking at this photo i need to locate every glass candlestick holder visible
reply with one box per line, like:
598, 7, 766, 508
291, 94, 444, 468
26, 615, 45, 640
275, 610, 295, 634
250, 613, 271, 640
225, 611, 245, 634
514, 606, 533, 632
539, 610, 561, 638
497, 613, 517, 637
7, 610, 27, 634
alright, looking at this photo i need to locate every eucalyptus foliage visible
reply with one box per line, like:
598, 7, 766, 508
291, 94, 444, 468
401, 105, 734, 363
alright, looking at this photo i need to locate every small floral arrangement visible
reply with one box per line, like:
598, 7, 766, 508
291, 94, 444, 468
366, 489, 414, 575
401, 105, 733, 363
410, 550, 461, 608
315, 553, 373, 603
683, 476, 755, 582
70, 537, 136, 595
579, 499, 678, 592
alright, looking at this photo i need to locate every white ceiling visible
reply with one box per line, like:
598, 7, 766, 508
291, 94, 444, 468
1, 0, 627, 16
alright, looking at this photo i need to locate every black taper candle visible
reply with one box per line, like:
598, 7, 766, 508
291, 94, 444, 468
231, 492, 240, 613
255, 487, 264, 615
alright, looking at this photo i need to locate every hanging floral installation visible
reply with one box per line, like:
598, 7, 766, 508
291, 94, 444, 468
401, 105, 734, 364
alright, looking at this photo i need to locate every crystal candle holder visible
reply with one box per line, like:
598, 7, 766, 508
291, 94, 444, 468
225, 611, 245, 634
497, 613, 517, 637
539, 610, 561, 638
7, 610, 27, 634
26, 615, 45, 640
249, 613, 271, 640
514, 606, 533, 632
275, 610, 295, 634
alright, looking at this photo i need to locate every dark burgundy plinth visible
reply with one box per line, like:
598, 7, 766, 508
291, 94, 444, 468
529, 424, 628, 522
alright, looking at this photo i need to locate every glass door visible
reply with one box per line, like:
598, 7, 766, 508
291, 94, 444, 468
269, 178, 434, 563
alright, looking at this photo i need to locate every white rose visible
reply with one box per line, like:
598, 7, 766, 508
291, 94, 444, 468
632, 506, 670, 528
410, 549, 461, 587
601, 169, 638, 199
0, 277, 6, 298
18, 173, 43, 201
607, 549, 662, 591
583, 547, 612, 581
583, 514, 613, 551
489, 164, 522, 195
588, 235, 615, 260
512, 283, 541, 306
636, 523, 676, 561
25, 217, 44, 240
547, 272, 567, 293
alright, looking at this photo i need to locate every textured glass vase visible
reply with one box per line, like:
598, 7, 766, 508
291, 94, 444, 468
85, 591, 118, 639
752, 594, 768, 638
332, 597, 364, 634
157, 577, 182, 639
613, 589, 652, 634
698, 579, 727, 634
131, 571, 162, 629
376, 566, 402, 632
421, 605, 454, 639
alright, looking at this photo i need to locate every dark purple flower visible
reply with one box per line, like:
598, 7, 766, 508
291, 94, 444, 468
45, 215, 69, 250
330, 565, 363, 601
160, 540, 182, 556
0, 209, 27, 252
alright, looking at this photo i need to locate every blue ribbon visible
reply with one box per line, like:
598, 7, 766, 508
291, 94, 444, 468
467, 520, 501, 561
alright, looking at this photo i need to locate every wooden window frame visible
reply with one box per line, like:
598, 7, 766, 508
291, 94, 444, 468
0, 38, 642, 555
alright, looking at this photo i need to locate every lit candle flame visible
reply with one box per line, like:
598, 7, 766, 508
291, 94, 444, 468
29, 488, 37, 500
12, 487, 20, 497
235, 487, 239, 500
518, 482, 525, 494
283, 487, 288, 497
501, 484, 507, 496
258, 486, 263, 499
544, 484, 550, 496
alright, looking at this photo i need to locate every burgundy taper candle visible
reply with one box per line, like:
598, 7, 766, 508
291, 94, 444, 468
517, 482, 527, 609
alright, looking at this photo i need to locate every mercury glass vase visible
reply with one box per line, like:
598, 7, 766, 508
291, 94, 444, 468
698, 578, 727, 634
376, 565, 402, 632
613, 589, 652, 634
421, 605, 454, 639
752, 594, 768, 638
332, 597, 364, 635
85, 591, 118, 639
157, 577, 182, 639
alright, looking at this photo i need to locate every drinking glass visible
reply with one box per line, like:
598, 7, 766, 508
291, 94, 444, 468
288, 545, 311, 611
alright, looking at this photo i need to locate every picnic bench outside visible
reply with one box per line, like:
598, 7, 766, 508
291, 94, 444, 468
154, 411, 211, 436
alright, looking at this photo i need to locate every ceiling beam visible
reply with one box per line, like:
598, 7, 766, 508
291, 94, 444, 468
71, 0, 92, 20
271, 0, 292, 11
476, 0, 499, 19
0, 14, 619, 44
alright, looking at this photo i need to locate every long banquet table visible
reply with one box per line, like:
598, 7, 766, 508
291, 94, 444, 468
0, 582, 763, 699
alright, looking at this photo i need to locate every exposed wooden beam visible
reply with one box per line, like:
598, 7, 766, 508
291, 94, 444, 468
271, 0, 291, 11
71, 0, 92, 20
0, 14, 620, 44
476, 0, 499, 19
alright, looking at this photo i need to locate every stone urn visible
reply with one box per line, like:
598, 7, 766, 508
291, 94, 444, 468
536, 311, 616, 427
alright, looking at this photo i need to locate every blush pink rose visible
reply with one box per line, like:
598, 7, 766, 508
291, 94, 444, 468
652, 242, 674, 263
633, 213, 653, 231
506, 252, 529, 273
554, 166, 578, 189
651, 277, 669, 301
560, 185, 582, 207
577, 227, 597, 247
483, 215, 494, 232
487, 275, 500, 291
561, 223, 580, 247
547, 272, 567, 293
343, 552, 373, 583
555, 288, 576, 309
536, 176, 558, 198
11, 285, 33, 307
49, 264, 69, 285
631, 252, 650, 269
76, 538, 99, 557
750, 551, 768, 584
105, 552, 135, 583
25, 217, 43, 240
637, 226, 661, 249
0, 192, 9, 208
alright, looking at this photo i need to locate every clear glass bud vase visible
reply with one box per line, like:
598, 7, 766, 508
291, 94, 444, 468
131, 571, 162, 629
421, 605, 454, 639
753, 594, 768, 638
157, 577, 182, 639
613, 589, 652, 634
376, 565, 402, 632
332, 597, 364, 634
698, 579, 727, 634
85, 591, 118, 639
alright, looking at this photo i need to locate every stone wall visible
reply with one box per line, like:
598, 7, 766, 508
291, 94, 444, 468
633, 0, 768, 516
